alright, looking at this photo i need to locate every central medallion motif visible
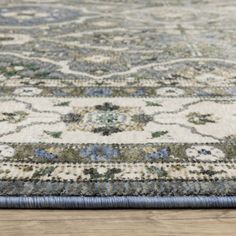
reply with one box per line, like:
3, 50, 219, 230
62, 102, 152, 136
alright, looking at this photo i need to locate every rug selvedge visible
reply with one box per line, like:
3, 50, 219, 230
0, 0, 235, 198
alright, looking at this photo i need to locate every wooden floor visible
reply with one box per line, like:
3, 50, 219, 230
0, 210, 236, 236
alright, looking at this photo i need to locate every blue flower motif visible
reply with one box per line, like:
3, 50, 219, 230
52, 88, 67, 97
133, 88, 145, 96
34, 148, 57, 160
227, 87, 236, 96
145, 148, 170, 160
195, 89, 212, 97
85, 88, 112, 97
80, 144, 118, 161
198, 148, 211, 155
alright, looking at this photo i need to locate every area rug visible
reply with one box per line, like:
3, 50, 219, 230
0, 0, 235, 208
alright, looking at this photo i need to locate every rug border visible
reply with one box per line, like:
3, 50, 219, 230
0, 196, 236, 208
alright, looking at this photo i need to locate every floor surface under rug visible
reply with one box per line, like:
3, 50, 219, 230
0, 0, 235, 208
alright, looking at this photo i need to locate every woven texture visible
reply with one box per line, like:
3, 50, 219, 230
0, 0, 235, 207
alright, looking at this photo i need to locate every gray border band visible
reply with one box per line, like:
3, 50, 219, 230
0, 196, 236, 208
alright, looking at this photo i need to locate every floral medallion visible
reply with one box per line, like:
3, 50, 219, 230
62, 102, 152, 135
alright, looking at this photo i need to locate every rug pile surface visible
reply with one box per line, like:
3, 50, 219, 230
0, 0, 235, 208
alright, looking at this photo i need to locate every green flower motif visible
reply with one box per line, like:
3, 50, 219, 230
187, 112, 216, 125
54, 101, 70, 107
145, 101, 162, 107
0, 111, 28, 123
151, 131, 168, 138
131, 113, 153, 124
95, 102, 119, 111
32, 166, 56, 179
189, 166, 226, 177
44, 131, 62, 139
83, 168, 121, 180
62, 113, 81, 123
146, 166, 168, 178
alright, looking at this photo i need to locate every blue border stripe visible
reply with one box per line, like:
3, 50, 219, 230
0, 196, 236, 208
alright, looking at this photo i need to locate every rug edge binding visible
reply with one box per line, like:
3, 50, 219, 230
0, 196, 236, 208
